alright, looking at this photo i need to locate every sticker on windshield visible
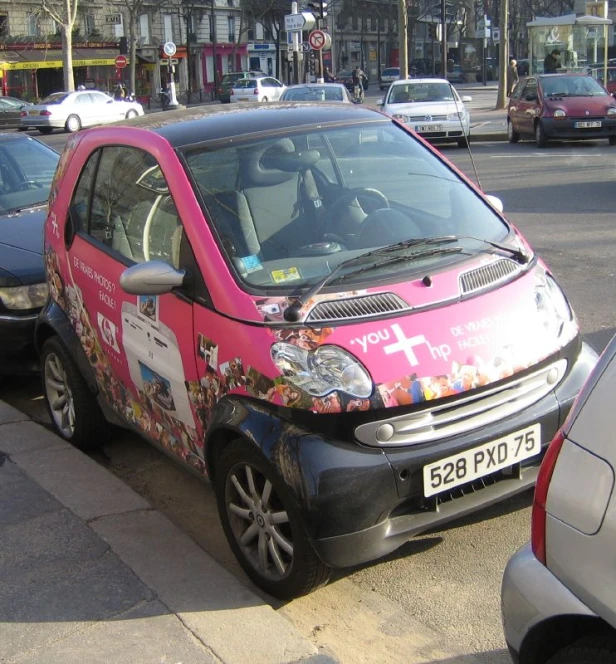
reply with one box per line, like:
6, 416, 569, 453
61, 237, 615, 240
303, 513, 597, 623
271, 267, 301, 283
241, 254, 263, 274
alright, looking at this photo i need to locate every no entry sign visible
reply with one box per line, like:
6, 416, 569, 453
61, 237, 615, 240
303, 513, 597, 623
115, 55, 127, 68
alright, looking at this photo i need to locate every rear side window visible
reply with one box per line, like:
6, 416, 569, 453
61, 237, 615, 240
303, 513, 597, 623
74, 146, 183, 268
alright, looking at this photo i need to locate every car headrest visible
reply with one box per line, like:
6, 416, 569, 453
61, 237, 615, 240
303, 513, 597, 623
264, 149, 320, 172
241, 138, 311, 186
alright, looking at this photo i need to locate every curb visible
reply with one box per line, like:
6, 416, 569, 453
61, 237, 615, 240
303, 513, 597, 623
0, 400, 330, 664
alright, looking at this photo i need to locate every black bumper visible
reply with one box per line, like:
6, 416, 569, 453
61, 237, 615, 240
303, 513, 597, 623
542, 117, 616, 140
0, 311, 39, 375
267, 341, 597, 569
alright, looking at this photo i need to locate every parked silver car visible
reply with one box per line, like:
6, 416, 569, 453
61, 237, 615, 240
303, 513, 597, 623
20, 90, 144, 134
501, 333, 616, 663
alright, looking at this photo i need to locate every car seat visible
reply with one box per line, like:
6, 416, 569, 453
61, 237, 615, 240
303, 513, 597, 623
394, 89, 411, 103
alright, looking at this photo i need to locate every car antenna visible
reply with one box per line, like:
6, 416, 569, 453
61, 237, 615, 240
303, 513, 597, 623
449, 81, 482, 191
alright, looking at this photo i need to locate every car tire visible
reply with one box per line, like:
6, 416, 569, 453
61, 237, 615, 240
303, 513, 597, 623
261, 96, 268, 102
508, 119, 520, 143
535, 120, 548, 148
125, 109, 138, 119
38, 127, 53, 135
546, 636, 616, 663
65, 114, 82, 133
215, 438, 331, 600
41, 337, 108, 449
609, 136, 616, 145
458, 135, 470, 148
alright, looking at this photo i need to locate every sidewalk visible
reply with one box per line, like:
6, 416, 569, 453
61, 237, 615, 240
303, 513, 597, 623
0, 400, 334, 664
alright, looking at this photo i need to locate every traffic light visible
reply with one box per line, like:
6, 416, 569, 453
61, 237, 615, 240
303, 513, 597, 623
306, 0, 327, 19
428, 24, 437, 40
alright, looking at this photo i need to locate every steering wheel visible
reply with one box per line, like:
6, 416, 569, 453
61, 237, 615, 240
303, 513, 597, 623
325, 188, 389, 239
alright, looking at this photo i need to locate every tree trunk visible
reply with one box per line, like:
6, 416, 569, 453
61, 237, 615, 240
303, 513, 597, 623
62, 26, 75, 91
129, 11, 137, 95
495, 0, 508, 109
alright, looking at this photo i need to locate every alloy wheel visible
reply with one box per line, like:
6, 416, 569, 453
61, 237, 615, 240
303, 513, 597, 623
44, 351, 76, 438
225, 461, 294, 581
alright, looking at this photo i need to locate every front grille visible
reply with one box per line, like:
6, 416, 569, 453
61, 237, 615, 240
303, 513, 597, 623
355, 359, 567, 447
408, 114, 448, 121
459, 259, 520, 295
306, 292, 410, 323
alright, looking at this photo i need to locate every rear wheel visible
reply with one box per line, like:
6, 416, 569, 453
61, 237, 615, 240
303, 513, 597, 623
535, 120, 548, 148
546, 636, 616, 663
261, 96, 269, 102
508, 119, 520, 143
125, 109, 138, 119
65, 114, 81, 133
41, 337, 108, 449
215, 438, 331, 599
458, 134, 470, 148
38, 127, 53, 135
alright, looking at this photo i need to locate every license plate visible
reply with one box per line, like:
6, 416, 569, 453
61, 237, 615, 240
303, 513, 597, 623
416, 124, 443, 132
423, 423, 541, 498
28, 110, 39, 115
574, 120, 601, 128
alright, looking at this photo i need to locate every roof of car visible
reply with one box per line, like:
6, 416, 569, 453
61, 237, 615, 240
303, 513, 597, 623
391, 77, 450, 84
99, 103, 385, 149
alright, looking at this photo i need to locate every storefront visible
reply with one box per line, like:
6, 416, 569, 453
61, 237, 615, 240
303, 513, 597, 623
201, 43, 248, 95
0, 44, 124, 100
527, 14, 612, 74
247, 43, 276, 76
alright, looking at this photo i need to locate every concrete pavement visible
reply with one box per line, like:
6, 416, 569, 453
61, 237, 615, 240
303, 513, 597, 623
0, 400, 335, 664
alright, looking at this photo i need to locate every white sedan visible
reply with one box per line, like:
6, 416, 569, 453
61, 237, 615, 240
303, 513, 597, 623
230, 77, 286, 103
20, 90, 144, 134
378, 78, 472, 147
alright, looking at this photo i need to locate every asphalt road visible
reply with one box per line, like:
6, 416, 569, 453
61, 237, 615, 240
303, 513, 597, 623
4, 134, 615, 663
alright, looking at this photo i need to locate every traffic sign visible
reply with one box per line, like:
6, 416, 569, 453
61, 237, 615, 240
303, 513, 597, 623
115, 55, 127, 68
301, 42, 311, 52
163, 41, 177, 57
160, 58, 179, 65
308, 29, 331, 50
285, 12, 316, 31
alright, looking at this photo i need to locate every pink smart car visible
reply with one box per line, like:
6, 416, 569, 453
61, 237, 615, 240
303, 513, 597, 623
38, 103, 596, 599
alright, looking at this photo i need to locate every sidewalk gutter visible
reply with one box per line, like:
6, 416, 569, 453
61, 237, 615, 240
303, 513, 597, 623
0, 400, 335, 664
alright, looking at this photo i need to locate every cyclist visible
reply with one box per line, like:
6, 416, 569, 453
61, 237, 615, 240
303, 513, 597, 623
352, 66, 367, 102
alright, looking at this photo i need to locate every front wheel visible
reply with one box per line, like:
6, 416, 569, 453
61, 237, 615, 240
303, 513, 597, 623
125, 109, 138, 119
215, 439, 331, 599
547, 636, 616, 664
38, 127, 53, 135
65, 114, 81, 133
41, 337, 108, 449
458, 135, 470, 148
508, 119, 520, 143
535, 120, 548, 148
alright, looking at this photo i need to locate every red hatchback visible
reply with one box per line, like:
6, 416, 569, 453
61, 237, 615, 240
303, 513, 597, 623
507, 73, 616, 147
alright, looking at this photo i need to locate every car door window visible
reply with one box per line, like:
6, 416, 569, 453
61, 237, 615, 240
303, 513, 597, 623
75, 94, 91, 105
81, 146, 183, 268
70, 151, 100, 230
522, 79, 537, 100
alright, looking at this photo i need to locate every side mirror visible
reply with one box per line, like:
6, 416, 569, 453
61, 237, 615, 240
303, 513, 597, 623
485, 194, 504, 213
461, 95, 472, 102
377, 98, 385, 106
120, 260, 186, 295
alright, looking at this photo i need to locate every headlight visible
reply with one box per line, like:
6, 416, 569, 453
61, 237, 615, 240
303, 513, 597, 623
607, 107, 616, 116
392, 113, 409, 122
534, 271, 574, 340
447, 111, 465, 121
0, 283, 48, 310
553, 109, 566, 119
271, 343, 373, 398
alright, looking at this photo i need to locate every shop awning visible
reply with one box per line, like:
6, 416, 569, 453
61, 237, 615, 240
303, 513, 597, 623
527, 13, 612, 26
0, 48, 127, 70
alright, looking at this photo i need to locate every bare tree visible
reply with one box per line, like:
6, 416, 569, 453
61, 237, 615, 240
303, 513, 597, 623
41, 0, 80, 91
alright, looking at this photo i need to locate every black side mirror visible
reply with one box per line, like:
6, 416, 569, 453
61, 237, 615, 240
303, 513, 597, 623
525, 94, 537, 102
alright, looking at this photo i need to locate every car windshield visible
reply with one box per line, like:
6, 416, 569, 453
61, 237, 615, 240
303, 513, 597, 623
222, 73, 247, 85
0, 138, 59, 215
541, 75, 608, 97
282, 86, 344, 101
41, 92, 70, 104
388, 82, 455, 103
181, 120, 509, 292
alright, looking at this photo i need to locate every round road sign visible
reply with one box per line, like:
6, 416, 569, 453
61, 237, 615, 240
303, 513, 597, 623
308, 30, 331, 51
163, 41, 177, 57
115, 55, 127, 68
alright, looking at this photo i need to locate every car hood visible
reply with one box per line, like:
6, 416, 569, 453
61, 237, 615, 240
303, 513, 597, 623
385, 100, 464, 116
0, 208, 45, 284
544, 96, 616, 114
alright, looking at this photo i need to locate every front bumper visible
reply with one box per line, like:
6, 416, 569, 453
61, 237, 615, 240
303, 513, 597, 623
0, 311, 39, 374
403, 119, 470, 142
501, 543, 596, 662
285, 341, 596, 568
542, 116, 616, 140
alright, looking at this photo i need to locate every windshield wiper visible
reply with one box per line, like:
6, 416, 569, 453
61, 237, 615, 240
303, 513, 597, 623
455, 235, 531, 264
283, 238, 463, 322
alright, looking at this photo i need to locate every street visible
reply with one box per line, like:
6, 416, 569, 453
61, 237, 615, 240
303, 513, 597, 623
3, 132, 615, 663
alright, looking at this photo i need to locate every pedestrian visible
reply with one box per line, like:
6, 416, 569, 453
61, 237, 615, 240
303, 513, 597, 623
543, 49, 561, 74
507, 59, 519, 96
351, 65, 367, 102
114, 83, 125, 100
323, 67, 334, 83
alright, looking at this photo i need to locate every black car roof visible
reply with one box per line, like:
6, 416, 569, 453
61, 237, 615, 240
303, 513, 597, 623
112, 103, 387, 149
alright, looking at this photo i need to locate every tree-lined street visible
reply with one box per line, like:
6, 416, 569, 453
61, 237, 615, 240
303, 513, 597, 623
3, 132, 615, 663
